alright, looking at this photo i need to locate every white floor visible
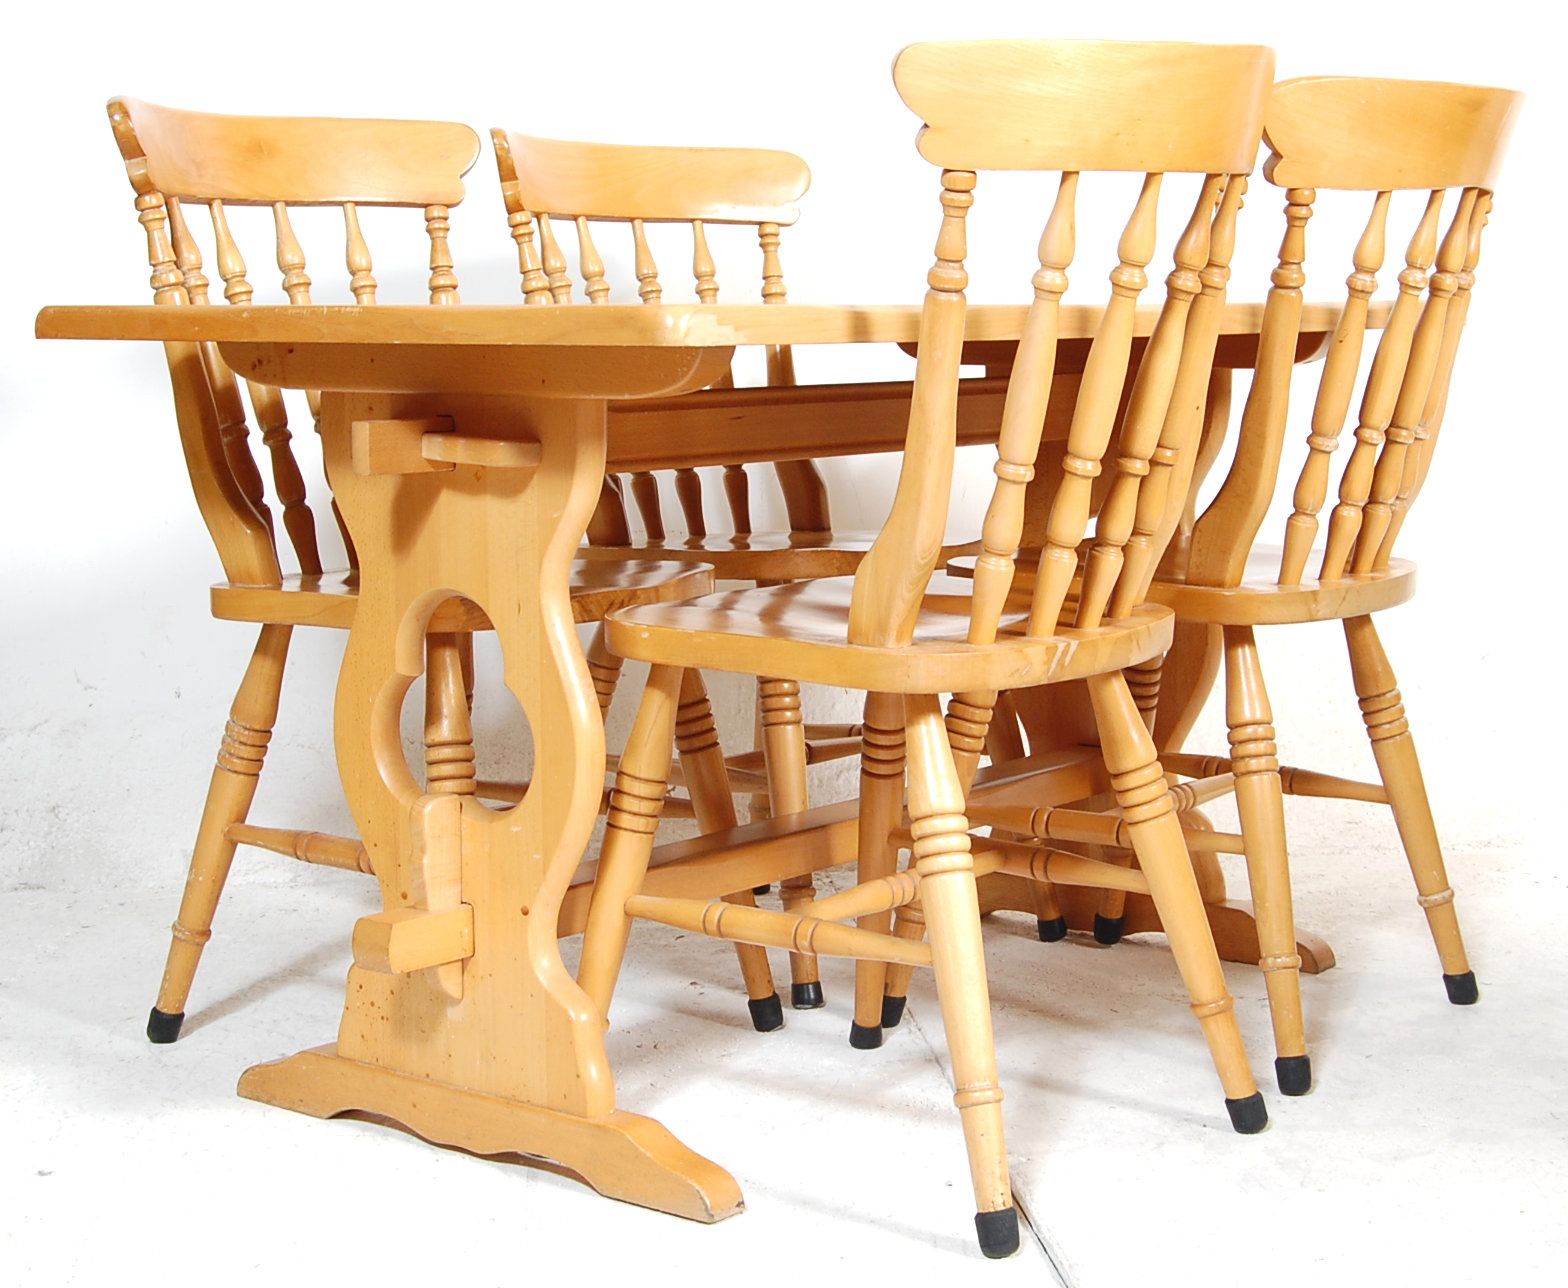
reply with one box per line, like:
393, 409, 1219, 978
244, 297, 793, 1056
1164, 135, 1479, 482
2, 475, 1561, 1286
4, 767, 1563, 1285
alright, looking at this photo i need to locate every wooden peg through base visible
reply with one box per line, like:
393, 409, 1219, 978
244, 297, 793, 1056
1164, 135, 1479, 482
351, 904, 474, 974
352, 416, 542, 475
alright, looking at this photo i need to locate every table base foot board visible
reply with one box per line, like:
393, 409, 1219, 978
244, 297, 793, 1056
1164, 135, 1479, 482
239, 1045, 745, 1223
1200, 898, 1335, 976
975, 873, 1335, 974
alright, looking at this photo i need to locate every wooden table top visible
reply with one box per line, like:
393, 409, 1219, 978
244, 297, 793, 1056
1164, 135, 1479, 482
36, 299, 1355, 348
38, 297, 1375, 450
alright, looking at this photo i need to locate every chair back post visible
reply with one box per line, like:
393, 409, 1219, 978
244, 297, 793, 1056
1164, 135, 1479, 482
108, 97, 279, 589
848, 166, 974, 648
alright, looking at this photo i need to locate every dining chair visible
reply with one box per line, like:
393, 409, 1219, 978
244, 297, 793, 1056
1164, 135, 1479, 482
491, 128, 926, 1016
109, 97, 715, 1044
572, 38, 1276, 1257
1134, 76, 1522, 1085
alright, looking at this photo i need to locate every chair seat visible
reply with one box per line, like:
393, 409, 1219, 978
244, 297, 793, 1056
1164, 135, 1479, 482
1147, 546, 1417, 625
579, 531, 979, 582
606, 572, 1173, 693
210, 559, 715, 629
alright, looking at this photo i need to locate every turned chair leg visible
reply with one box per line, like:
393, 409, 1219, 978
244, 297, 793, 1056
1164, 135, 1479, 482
677, 671, 782, 1031
760, 677, 822, 1009
850, 692, 905, 1048
456, 630, 476, 715
880, 898, 926, 1030
904, 694, 1017, 1258
985, 690, 1028, 762
425, 630, 478, 797
1088, 659, 1167, 947
578, 665, 684, 1021
976, 693, 1074, 940
585, 624, 624, 722
1088, 850, 1136, 945
1087, 670, 1267, 1133
747, 700, 773, 892
1345, 614, 1476, 1004
148, 623, 291, 1043
1222, 626, 1309, 1094
1126, 653, 1165, 736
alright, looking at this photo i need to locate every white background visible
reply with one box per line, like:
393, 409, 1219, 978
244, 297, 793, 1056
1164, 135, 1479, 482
1, 1, 1560, 1280
4, 0, 1556, 883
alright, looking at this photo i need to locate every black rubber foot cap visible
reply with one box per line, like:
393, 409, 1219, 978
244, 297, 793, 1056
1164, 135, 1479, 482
849, 1022, 883, 1050
147, 1008, 184, 1044
1444, 971, 1479, 1005
1275, 1054, 1312, 1096
1093, 914, 1125, 946
791, 981, 825, 1010
881, 995, 907, 1029
1226, 1091, 1269, 1134
747, 994, 784, 1032
752, 884, 771, 896
975, 1207, 1020, 1259
1036, 916, 1068, 942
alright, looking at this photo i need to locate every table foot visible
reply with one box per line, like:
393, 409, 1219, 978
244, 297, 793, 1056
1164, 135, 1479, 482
976, 874, 1335, 974
239, 1045, 745, 1223
1199, 897, 1334, 975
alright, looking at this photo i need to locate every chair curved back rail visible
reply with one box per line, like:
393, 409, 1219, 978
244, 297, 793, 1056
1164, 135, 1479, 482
492, 128, 828, 543
1178, 77, 1523, 592
110, 97, 482, 588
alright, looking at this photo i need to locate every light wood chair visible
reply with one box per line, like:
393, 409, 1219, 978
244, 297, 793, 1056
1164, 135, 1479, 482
1134, 77, 1522, 1085
491, 129, 910, 1015
109, 97, 714, 1044
575, 39, 1276, 1257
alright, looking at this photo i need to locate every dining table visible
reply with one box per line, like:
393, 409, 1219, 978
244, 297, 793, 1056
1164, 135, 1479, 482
35, 297, 1354, 1222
